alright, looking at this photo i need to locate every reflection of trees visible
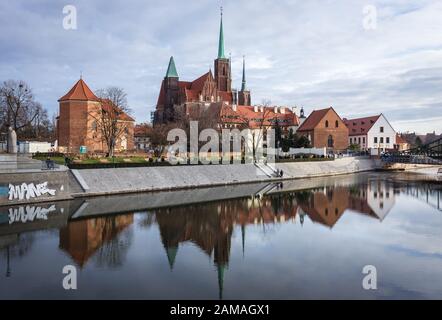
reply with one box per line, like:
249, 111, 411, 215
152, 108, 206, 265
394, 181, 441, 212
94, 219, 133, 268
137, 211, 156, 228
0, 233, 35, 277
294, 190, 313, 203
5, 233, 35, 258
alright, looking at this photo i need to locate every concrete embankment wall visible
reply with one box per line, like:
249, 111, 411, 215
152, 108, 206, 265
71, 157, 377, 197
0, 170, 83, 206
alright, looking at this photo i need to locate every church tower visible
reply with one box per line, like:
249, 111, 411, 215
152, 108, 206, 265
214, 8, 231, 93
163, 56, 180, 122
237, 56, 251, 106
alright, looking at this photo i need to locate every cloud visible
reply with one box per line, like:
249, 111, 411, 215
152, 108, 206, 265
0, 0, 441, 133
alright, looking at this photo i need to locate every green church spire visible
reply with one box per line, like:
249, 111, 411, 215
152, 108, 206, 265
166, 246, 178, 269
241, 56, 247, 91
218, 8, 226, 59
217, 264, 226, 300
165, 56, 179, 78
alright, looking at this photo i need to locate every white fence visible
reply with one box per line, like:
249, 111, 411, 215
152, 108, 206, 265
284, 147, 327, 157
18, 141, 53, 154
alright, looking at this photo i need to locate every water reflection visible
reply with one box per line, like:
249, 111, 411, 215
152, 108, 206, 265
59, 215, 134, 268
0, 173, 441, 299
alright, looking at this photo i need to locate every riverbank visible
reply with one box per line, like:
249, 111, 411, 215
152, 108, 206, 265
2, 156, 440, 206
0, 157, 383, 205
70, 157, 377, 198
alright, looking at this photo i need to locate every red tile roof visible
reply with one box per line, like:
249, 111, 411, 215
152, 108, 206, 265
58, 78, 99, 102
134, 124, 152, 136
218, 91, 233, 102
190, 72, 211, 92
157, 71, 231, 106
100, 99, 135, 122
297, 107, 332, 131
343, 115, 380, 136
217, 105, 299, 128
396, 134, 407, 144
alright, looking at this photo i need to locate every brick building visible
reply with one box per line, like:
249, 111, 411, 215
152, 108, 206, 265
154, 11, 252, 124
57, 78, 135, 154
296, 107, 349, 152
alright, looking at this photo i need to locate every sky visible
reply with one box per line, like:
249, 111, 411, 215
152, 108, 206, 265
0, 0, 441, 134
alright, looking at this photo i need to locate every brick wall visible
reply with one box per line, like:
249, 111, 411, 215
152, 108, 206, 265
58, 100, 134, 154
298, 109, 349, 152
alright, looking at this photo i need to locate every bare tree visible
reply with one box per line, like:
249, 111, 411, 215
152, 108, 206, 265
91, 87, 132, 157
21, 103, 54, 140
148, 122, 176, 157
0, 80, 43, 136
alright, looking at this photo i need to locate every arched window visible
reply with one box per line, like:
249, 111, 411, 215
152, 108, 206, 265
335, 120, 339, 128
328, 135, 334, 148
325, 120, 329, 128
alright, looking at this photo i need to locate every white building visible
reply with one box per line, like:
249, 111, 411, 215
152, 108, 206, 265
18, 141, 53, 154
344, 114, 396, 153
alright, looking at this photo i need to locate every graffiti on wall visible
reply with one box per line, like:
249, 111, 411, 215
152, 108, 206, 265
8, 182, 56, 201
7, 204, 57, 224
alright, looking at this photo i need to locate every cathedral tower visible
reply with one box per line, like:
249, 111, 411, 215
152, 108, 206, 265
214, 9, 231, 93
238, 56, 251, 106
163, 56, 180, 122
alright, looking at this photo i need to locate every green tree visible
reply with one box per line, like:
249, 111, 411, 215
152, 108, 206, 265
348, 143, 360, 152
415, 136, 423, 147
294, 134, 311, 148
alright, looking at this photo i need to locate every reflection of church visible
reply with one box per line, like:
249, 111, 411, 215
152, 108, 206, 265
155, 197, 297, 299
53, 181, 394, 298
7, 179, 396, 299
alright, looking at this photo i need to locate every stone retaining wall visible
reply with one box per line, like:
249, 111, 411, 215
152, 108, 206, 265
71, 157, 377, 197
0, 171, 74, 206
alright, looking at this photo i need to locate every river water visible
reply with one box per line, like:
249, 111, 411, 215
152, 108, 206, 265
0, 172, 441, 299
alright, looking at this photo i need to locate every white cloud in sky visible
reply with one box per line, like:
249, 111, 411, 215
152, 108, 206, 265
0, 0, 441, 133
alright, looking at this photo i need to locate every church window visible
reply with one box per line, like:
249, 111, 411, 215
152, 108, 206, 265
325, 120, 329, 128
327, 135, 334, 148
335, 120, 339, 128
